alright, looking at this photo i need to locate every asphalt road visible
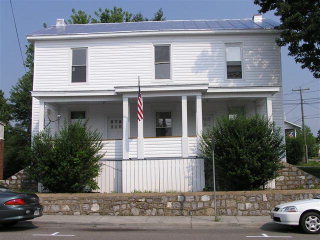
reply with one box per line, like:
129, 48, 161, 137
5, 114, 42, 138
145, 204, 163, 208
0, 221, 319, 240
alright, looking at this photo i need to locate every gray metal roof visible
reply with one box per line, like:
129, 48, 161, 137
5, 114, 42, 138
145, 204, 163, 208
29, 19, 279, 37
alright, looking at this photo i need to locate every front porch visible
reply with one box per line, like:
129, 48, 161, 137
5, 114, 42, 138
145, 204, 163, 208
34, 88, 276, 193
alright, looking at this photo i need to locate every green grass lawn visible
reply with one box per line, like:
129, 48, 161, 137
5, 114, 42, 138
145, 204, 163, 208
297, 160, 320, 179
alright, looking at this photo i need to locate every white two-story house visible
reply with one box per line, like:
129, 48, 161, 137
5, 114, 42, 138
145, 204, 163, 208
28, 15, 284, 193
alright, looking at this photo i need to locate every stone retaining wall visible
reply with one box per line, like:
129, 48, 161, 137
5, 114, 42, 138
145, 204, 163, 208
275, 163, 320, 189
39, 189, 320, 216
0, 169, 37, 192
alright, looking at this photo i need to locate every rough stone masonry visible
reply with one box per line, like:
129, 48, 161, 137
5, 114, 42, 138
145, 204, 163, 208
39, 189, 320, 216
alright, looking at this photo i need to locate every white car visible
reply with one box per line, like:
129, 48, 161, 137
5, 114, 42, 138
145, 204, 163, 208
271, 195, 320, 234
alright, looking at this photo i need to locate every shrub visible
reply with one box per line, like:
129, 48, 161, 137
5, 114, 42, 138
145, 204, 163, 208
28, 122, 103, 193
200, 115, 285, 191
285, 136, 304, 165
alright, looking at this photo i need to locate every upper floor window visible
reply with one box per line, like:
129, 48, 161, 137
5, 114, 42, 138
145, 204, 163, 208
226, 45, 242, 79
72, 48, 87, 83
155, 45, 170, 80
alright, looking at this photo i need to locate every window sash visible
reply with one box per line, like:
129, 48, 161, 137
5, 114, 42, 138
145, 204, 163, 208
72, 48, 87, 83
71, 111, 86, 120
155, 45, 170, 79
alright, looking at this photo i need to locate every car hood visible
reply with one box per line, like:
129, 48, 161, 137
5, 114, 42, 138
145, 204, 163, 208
276, 199, 320, 208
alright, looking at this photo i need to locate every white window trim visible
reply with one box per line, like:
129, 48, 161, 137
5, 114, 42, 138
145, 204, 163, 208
225, 43, 244, 81
155, 111, 173, 137
69, 47, 89, 85
153, 44, 172, 82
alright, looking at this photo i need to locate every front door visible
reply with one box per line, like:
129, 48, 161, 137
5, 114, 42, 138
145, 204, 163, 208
107, 118, 122, 139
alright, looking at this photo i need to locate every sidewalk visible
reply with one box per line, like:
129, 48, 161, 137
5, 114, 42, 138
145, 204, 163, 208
33, 215, 272, 229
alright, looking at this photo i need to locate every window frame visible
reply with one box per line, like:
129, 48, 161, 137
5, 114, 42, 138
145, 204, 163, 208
155, 111, 172, 137
154, 44, 172, 81
70, 47, 88, 84
225, 43, 243, 80
70, 110, 87, 125
228, 106, 245, 120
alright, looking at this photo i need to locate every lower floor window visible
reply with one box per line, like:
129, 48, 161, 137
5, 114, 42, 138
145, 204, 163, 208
156, 112, 172, 137
228, 106, 245, 120
70, 111, 86, 124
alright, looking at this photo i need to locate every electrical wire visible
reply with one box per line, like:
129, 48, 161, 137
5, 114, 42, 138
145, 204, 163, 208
9, 0, 26, 72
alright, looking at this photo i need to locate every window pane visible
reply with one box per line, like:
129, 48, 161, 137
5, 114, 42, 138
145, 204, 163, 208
71, 111, 86, 119
72, 66, 86, 82
156, 128, 172, 137
227, 62, 242, 79
72, 48, 86, 65
155, 46, 170, 62
155, 63, 170, 79
226, 46, 241, 61
228, 106, 244, 119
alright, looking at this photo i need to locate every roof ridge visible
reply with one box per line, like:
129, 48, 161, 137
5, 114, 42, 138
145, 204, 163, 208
63, 18, 258, 26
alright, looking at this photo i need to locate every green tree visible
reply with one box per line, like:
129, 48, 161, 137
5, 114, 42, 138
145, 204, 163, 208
200, 116, 285, 191
285, 136, 304, 165
254, 0, 320, 78
68, 8, 93, 24
0, 91, 11, 125
296, 126, 319, 158
9, 71, 33, 137
68, 7, 165, 24
28, 122, 103, 193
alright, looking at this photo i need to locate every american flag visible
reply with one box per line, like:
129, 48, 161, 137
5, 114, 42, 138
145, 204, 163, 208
137, 79, 144, 121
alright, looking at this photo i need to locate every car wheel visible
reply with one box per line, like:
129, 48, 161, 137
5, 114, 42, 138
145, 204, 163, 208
300, 212, 320, 234
2, 221, 19, 227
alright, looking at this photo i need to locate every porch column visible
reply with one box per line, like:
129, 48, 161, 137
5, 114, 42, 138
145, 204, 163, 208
196, 95, 203, 155
122, 97, 130, 159
181, 95, 189, 158
266, 97, 273, 122
137, 98, 144, 159
39, 100, 45, 131
196, 95, 203, 136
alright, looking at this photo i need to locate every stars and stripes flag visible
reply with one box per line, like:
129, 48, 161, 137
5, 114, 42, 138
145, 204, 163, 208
137, 78, 144, 121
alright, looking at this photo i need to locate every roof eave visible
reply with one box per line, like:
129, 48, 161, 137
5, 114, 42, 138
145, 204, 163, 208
27, 29, 280, 41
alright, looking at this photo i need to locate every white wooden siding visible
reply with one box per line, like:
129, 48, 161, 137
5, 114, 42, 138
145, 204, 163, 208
33, 34, 281, 92
96, 160, 122, 193
144, 137, 182, 158
31, 97, 40, 137
122, 158, 205, 193
100, 140, 122, 160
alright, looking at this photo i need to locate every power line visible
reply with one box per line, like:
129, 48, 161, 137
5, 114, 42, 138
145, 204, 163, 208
9, 0, 26, 72
284, 104, 300, 115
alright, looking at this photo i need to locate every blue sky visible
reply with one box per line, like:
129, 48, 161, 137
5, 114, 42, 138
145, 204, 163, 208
0, 0, 319, 134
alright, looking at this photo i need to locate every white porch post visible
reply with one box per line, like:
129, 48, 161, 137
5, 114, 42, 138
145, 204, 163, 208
122, 97, 130, 159
196, 95, 203, 155
266, 97, 273, 122
39, 100, 45, 131
181, 95, 189, 158
137, 98, 144, 159
196, 95, 203, 136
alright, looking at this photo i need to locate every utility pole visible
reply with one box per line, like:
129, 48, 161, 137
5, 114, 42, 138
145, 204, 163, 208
292, 87, 310, 163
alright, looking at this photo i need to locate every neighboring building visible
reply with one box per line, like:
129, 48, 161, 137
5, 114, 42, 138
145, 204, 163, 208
0, 122, 5, 180
28, 15, 284, 193
284, 120, 301, 138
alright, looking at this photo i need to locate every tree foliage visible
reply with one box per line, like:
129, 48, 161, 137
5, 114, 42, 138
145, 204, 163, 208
28, 122, 103, 193
285, 136, 304, 165
254, 0, 320, 78
200, 116, 285, 191
68, 7, 165, 24
0, 91, 11, 125
296, 126, 319, 158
